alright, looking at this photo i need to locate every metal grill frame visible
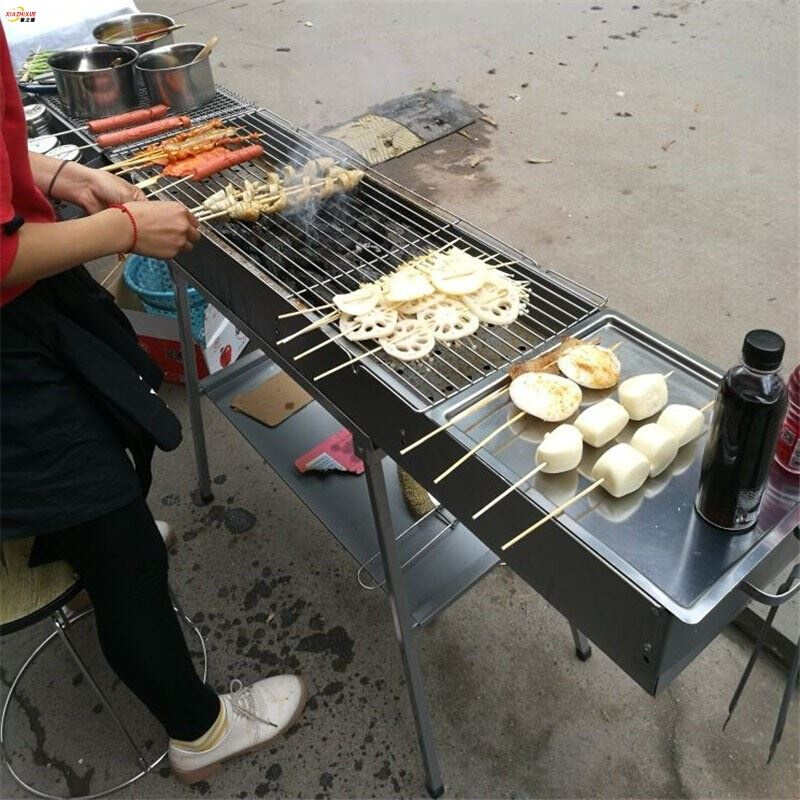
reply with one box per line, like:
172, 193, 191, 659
120, 106, 607, 411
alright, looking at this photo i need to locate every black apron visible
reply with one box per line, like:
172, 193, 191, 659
1, 266, 182, 541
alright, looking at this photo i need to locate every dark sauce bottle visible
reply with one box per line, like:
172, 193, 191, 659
695, 330, 788, 532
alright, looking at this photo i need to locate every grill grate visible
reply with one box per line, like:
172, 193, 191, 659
120, 107, 607, 410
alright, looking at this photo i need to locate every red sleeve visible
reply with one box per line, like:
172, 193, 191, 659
0, 34, 22, 301
1, 24, 54, 306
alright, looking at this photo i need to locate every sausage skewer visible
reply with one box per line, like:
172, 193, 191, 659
55, 105, 171, 137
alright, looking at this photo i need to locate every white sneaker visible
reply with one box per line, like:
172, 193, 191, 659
155, 519, 176, 549
169, 676, 307, 785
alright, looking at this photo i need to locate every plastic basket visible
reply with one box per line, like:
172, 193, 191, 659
123, 256, 207, 344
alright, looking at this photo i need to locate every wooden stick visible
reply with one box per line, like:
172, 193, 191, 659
700, 400, 714, 413
278, 302, 336, 319
501, 478, 605, 551
399, 384, 510, 455
313, 324, 434, 382
472, 462, 548, 520
275, 311, 339, 345
433, 411, 526, 484
293, 329, 348, 361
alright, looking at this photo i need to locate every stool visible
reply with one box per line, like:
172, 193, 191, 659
0, 537, 208, 799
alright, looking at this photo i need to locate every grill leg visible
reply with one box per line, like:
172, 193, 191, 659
171, 266, 213, 504
360, 441, 444, 798
570, 623, 592, 661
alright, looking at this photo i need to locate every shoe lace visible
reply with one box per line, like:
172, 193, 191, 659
229, 679, 277, 728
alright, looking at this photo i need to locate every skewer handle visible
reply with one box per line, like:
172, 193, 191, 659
276, 310, 339, 345
400, 384, 510, 455
700, 400, 715, 413
278, 303, 335, 319
434, 410, 526, 484
501, 478, 605, 551
472, 461, 547, 520
313, 342, 382, 381
293, 329, 347, 361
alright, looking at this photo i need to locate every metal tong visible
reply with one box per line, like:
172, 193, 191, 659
724, 562, 800, 763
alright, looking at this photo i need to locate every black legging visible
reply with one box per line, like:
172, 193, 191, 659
42, 498, 220, 741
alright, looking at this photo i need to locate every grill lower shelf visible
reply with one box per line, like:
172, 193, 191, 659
201, 351, 499, 626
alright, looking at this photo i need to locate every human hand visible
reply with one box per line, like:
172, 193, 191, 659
63, 166, 146, 214
119, 201, 201, 258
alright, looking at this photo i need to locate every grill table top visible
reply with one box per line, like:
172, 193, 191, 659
441, 311, 800, 624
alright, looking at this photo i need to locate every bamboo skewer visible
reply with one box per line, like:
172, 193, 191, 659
293, 329, 348, 361
400, 384, 511, 455
472, 462, 548, 520
275, 311, 339, 346
313, 325, 435, 382
278, 302, 336, 319
501, 479, 605, 551
433, 411, 526, 484
700, 400, 714, 413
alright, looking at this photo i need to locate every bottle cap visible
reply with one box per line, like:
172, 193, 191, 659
742, 329, 785, 371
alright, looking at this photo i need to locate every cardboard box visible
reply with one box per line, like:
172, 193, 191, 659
110, 273, 249, 384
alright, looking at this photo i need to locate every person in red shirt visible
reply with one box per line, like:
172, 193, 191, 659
1, 26, 305, 787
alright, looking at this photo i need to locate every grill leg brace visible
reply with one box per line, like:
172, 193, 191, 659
359, 438, 445, 798
172, 266, 214, 504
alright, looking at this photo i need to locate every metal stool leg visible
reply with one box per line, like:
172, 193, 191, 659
1, 600, 209, 800
569, 623, 592, 661
53, 610, 148, 772
360, 439, 444, 798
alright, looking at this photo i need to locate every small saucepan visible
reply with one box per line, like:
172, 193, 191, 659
48, 45, 138, 119
136, 43, 215, 112
93, 13, 177, 56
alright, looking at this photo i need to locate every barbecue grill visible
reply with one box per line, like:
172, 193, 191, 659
42, 88, 800, 798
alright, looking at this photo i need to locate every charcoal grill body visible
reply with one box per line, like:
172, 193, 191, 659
40, 89, 800, 795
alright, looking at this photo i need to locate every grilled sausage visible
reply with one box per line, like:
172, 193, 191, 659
191, 144, 265, 180
87, 105, 169, 134
96, 116, 191, 148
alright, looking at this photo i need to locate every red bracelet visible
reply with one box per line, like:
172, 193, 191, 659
110, 203, 138, 253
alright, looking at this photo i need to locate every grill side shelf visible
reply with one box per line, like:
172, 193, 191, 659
200, 351, 499, 627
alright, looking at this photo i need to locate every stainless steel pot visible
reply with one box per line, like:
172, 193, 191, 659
135, 43, 215, 113
93, 13, 176, 56
48, 45, 138, 119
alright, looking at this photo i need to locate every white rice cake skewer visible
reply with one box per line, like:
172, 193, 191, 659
574, 398, 630, 447
618, 373, 669, 420
535, 424, 584, 473
630, 423, 679, 477
590, 442, 651, 498
657, 404, 704, 447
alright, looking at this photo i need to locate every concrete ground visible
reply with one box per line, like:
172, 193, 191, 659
2, 1, 799, 799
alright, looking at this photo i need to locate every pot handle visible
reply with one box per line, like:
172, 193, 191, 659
741, 563, 800, 607
18, 81, 58, 95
